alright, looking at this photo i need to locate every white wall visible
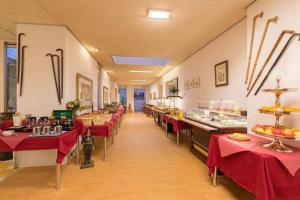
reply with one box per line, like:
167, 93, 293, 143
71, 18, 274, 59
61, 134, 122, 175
14, 24, 111, 167
246, 0, 300, 146
64, 31, 100, 111
149, 19, 247, 111
0, 41, 4, 112
16, 24, 65, 116
16, 24, 108, 116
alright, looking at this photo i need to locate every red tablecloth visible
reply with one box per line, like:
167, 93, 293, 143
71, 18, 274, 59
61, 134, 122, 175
76, 119, 112, 137
0, 120, 13, 130
164, 115, 191, 132
207, 134, 300, 200
0, 132, 29, 149
76, 107, 124, 137
0, 129, 78, 164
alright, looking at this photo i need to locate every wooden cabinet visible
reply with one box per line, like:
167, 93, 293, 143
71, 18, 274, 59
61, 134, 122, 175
189, 122, 247, 162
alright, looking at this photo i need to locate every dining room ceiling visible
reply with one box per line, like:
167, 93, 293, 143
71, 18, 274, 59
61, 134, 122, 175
0, 0, 252, 85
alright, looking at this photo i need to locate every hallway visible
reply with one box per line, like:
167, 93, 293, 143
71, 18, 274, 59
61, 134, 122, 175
0, 113, 253, 200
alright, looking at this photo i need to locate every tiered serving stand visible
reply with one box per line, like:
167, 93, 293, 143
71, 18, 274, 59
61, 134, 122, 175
253, 77, 300, 152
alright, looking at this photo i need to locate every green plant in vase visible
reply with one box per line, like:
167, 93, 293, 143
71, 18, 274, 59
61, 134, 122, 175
66, 99, 82, 117
169, 87, 179, 96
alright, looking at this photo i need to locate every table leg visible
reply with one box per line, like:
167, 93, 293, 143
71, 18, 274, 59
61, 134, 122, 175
212, 167, 217, 187
76, 138, 80, 165
104, 137, 107, 161
67, 153, 71, 164
177, 131, 180, 147
13, 151, 18, 169
56, 164, 61, 190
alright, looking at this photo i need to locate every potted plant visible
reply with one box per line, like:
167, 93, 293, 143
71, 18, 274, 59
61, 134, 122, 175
169, 87, 179, 96
66, 99, 82, 117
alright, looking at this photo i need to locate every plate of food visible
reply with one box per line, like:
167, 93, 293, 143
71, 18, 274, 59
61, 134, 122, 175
1, 130, 15, 136
252, 124, 300, 140
228, 133, 250, 141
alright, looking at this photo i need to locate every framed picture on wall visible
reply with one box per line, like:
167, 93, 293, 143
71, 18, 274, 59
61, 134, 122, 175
153, 92, 156, 100
166, 77, 178, 96
188, 80, 193, 89
215, 60, 228, 87
76, 73, 93, 109
184, 80, 188, 90
103, 86, 109, 105
193, 77, 200, 88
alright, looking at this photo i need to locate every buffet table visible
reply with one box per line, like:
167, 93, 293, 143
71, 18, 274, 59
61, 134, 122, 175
164, 115, 191, 147
76, 107, 125, 160
0, 128, 78, 190
152, 108, 168, 127
143, 104, 154, 117
76, 119, 112, 161
207, 134, 300, 200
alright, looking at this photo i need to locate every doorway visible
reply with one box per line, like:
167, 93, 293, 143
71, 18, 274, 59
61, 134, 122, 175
134, 88, 145, 112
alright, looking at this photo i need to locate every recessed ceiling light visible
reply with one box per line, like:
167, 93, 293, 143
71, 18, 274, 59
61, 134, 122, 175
129, 70, 153, 73
130, 80, 147, 82
89, 47, 99, 52
112, 56, 171, 66
148, 9, 171, 19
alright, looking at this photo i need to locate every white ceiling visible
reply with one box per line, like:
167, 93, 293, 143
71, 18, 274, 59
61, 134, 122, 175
0, 0, 251, 85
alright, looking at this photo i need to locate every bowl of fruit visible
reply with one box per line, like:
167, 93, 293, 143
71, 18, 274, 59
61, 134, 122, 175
252, 124, 300, 140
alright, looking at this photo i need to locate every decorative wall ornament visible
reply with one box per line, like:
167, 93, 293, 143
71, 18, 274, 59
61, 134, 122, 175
215, 60, 229, 87
46, 48, 64, 103
76, 73, 93, 109
46, 53, 61, 104
254, 33, 300, 95
245, 12, 264, 84
188, 80, 193, 89
153, 92, 157, 99
103, 86, 109, 105
192, 77, 200, 88
166, 77, 178, 96
184, 80, 188, 90
17, 33, 25, 84
19, 45, 27, 96
247, 16, 279, 90
56, 49, 64, 98
247, 30, 294, 97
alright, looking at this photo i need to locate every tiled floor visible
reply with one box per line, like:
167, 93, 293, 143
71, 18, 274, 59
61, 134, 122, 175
0, 112, 253, 200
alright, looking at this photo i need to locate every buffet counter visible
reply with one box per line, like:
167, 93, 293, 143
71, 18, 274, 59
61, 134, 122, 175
164, 114, 191, 147
146, 104, 247, 162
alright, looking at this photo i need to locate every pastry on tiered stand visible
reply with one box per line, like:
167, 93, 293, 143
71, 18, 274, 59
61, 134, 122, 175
252, 76, 300, 152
